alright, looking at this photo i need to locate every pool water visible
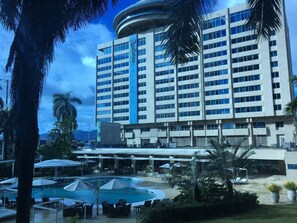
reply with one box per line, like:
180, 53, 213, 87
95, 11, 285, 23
30, 177, 155, 204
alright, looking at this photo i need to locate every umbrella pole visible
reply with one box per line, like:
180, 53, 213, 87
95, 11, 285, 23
96, 192, 99, 215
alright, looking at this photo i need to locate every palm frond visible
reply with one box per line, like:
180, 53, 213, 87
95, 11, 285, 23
246, 0, 282, 40
163, 0, 217, 65
284, 99, 297, 117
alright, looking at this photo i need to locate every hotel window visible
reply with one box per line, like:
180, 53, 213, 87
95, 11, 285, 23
97, 95, 111, 100
114, 108, 129, 114
138, 58, 146, 63
138, 66, 146, 71
231, 24, 254, 35
273, 93, 281, 99
138, 49, 146, 56
253, 122, 265, 128
235, 106, 262, 113
156, 86, 175, 93
97, 66, 111, 72
97, 110, 111, 115
100, 47, 111, 55
231, 34, 257, 44
156, 104, 175, 110
178, 92, 199, 99
271, 61, 278, 67
138, 115, 147, 120
178, 83, 199, 90
97, 88, 111, 93
114, 92, 129, 98
114, 69, 129, 76
276, 122, 284, 128
205, 69, 228, 77
179, 101, 200, 108
205, 89, 229, 96
139, 107, 147, 111
178, 74, 199, 81
138, 82, 146, 87
232, 44, 258, 54
235, 123, 248, 129
98, 57, 111, 65
206, 98, 229, 105
98, 102, 111, 108
204, 50, 227, 59
207, 124, 218, 130
138, 98, 147, 103
274, 104, 282, 111
114, 116, 129, 121
156, 78, 174, 85
156, 69, 174, 77
205, 79, 228, 87
156, 95, 175, 101
230, 9, 251, 23
138, 38, 146, 46
155, 61, 173, 68
155, 45, 165, 52
270, 51, 278, 57
204, 59, 228, 68
97, 73, 111, 79
114, 62, 129, 69
114, 53, 129, 61
203, 16, 226, 30
233, 75, 260, 83
97, 80, 111, 86
114, 85, 129, 91
114, 101, 129, 106
271, 72, 279, 78
156, 113, 175, 118
114, 42, 129, 52
234, 95, 261, 103
232, 54, 258, 63
234, 85, 260, 93
232, 64, 259, 73
179, 111, 200, 117
222, 123, 234, 129
269, 40, 277, 47
203, 29, 226, 41
203, 41, 227, 50
206, 108, 230, 115
178, 65, 198, 72
114, 77, 129, 83
155, 33, 164, 42
272, 83, 280, 89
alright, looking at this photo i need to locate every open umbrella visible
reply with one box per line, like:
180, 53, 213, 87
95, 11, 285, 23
100, 178, 130, 190
32, 179, 57, 186
34, 159, 82, 178
0, 177, 18, 185
64, 179, 100, 216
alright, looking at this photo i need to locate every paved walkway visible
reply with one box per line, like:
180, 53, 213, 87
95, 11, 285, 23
1, 175, 295, 223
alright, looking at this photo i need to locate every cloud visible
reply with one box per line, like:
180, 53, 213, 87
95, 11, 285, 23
81, 56, 96, 68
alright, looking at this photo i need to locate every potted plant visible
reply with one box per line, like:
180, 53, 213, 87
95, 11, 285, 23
266, 183, 282, 203
283, 181, 297, 201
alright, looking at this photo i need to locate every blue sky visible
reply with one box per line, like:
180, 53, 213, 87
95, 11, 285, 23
0, 0, 296, 134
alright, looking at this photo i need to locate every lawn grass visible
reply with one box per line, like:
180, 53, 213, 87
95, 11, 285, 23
191, 204, 297, 223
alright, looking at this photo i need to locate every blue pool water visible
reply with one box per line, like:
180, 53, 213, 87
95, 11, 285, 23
30, 177, 155, 204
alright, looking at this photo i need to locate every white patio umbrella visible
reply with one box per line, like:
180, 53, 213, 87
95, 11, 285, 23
64, 179, 100, 216
34, 159, 82, 178
32, 179, 57, 186
100, 178, 130, 190
159, 163, 170, 169
0, 177, 18, 185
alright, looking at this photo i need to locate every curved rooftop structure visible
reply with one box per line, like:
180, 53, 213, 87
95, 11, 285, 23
113, 0, 169, 38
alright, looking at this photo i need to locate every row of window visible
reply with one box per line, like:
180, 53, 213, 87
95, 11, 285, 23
205, 69, 228, 77
231, 24, 254, 35
114, 69, 129, 76
156, 77, 174, 85
204, 59, 228, 68
178, 74, 199, 81
203, 40, 227, 50
203, 29, 226, 41
114, 53, 129, 61
179, 92, 199, 99
230, 9, 250, 23
178, 83, 199, 90
233, 74, 260, 83
233, 64, 259, 73
156, 86, 175, 93
178, 65, 199, 73
156, 69, 174, 77
231, 34, 257, 44
156, 104, 175, 110
206, 98, 229, 105
206, 108, 230, 115
234, 95, 261, 103
203, 16, 226, 30
114, 62, 129, 69
204, 50, 227, 59
232, 44, 258, 54
156, 95, 175, 101
205, 79, 228, 87
180, 111, 200, 117
234, 85, 260, 93
235, 106, 262, 113
179, 101, 200, 108
114, 77, 129, 83
98, 57, 111, 65
232, 54, 258, 63
205, 89, 229, 96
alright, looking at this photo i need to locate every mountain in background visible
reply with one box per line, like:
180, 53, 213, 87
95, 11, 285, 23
39, 129, 97, 141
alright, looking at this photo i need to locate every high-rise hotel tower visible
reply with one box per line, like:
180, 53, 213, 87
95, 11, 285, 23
96, 0, 294, 147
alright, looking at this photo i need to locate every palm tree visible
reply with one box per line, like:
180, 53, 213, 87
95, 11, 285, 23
205, 139, 254, 199
0, 85, 3, 109
53, 92, 82, 121
163, 0, 283, 64
0, 1, 117, 222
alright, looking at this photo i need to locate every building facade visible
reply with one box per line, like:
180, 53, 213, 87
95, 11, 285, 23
96, 0, 294, 148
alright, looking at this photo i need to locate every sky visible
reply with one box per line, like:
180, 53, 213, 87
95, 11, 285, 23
0, 0, 296, 134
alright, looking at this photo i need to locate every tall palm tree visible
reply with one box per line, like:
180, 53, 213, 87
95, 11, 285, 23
53, 92, 82, 121
163, 0, 283, 64
0, 85, 3, 109
0, 1, 117, 222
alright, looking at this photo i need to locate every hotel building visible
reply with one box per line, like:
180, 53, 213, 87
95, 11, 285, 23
95, 0, 294, 148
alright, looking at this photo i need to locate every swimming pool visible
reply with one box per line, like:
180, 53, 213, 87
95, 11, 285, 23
29, 177, 159, 204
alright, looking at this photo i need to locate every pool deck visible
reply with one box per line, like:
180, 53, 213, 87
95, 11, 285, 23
0, 174, 295, 223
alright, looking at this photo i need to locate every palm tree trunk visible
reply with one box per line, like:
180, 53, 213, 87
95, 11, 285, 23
11, 23, 42, 223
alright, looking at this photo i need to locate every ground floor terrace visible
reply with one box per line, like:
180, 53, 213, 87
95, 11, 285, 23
74, 148, 295, 177
121, 116, 294, 148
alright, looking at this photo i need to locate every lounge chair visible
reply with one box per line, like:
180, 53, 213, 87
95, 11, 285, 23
85, 203, 94, 217
101, 201, 109, 215
140, 200, 152, 211
151, 199, 160, 208
116, 199, 126, 207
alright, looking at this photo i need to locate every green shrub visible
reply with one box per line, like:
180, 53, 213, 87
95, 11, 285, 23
283, 181, 297, 190
137, 192, 258, 223
266, 183, 282, 193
